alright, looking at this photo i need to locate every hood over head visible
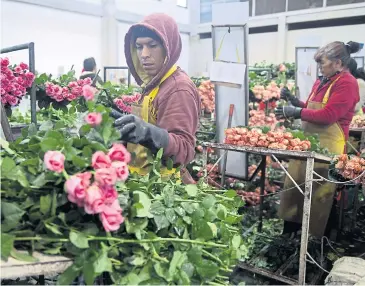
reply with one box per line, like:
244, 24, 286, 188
124, 13, 182, 91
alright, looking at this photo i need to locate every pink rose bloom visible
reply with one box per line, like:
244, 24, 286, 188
108, 143, 131, 164
77, 79, 85, 86
82, 85, 96, 101
83, 77, 92, 85
92, 151, 111, 169
8, 96, 19, 106
12, 89, 23, 97
112, 161, 129, 181
1, 88, 5, 95
85, 112, 102, 127
279, 64, 287, 72
14, 66, 23, 74
99, 200, 124, 232
52, 85, 63, 95
84, 185, 105, 214
76, 172, 92, 187
65, 176, 86, 207
44, 150, 65, 173
95, 168, 117, 186
1, 96, 8, 104
71, 86, 83, 96
19, 62, 29, 70
54, 94, 65, 102
68, 81, 78, 88
101, 185, 118, 204
1, 57, 9, 66
16, 77, 24, 85
66, 93, 77, 101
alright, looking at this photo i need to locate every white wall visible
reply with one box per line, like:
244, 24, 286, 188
1, 1, 102, 77
115, 0, 190, 25
285, 24, 365, 63
190, 2, 365, 75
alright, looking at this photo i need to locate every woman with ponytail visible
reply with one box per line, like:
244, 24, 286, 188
276, 41, 362, 238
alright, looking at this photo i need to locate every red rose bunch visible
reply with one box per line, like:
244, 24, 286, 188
0, 57, 35, 106
44, 77, 95, 102
334, 154, 365, 185
224, 127, 311, 151
198, 80, 215, 113
114, 93, 141, 113
44, 143, 131, 232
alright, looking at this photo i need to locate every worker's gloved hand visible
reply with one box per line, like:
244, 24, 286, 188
280, 87, 301, 107
275, 106, 302, 120
110, 108, 125, 120
114, 114, 169, 153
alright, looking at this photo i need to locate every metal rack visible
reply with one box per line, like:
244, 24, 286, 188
103, 66, 131, 86
201, 142, 332, 285
0, 43, 37, 124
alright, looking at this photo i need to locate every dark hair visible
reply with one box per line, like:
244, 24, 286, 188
348, 58, 358, 75
83, 57, 96, 72
314, 41, 361, 67
132, 26, 162, 44
355, 68, 365, 81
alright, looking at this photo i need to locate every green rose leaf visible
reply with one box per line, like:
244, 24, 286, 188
185, 184, 198, 197
57, 263, 81, 285
196, 259, 219, 281
70, 231, 89, 249
165, 208, 177, 224
10, 249, 38, 263
40, 138, 59, 152
154, 214, 170, 230
1, 202, 25, 231
133, 191, 152, 218
1, 157, 16, 177
40, 194, 52, 215
1, 233, 15, 261
202, 194, 216, 209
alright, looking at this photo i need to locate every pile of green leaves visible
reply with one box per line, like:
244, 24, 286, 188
9, 108, 47, 125
1, 102, 247, 285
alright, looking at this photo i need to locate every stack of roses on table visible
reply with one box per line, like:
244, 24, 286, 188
43, 143, 130, 232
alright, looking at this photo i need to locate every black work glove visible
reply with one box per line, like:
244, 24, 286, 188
110, 108, 125, 120
280, 87, 301, 107
275, 106, 302, 120
114, 114, 169, 153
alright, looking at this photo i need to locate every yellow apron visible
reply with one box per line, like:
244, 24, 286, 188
127, 65, 180, 179
278, 77, 346, 238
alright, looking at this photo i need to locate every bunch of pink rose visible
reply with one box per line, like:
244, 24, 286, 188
0, 57, 35, 106
114, 93, 141, 113
43, 143, 131, 232
44, 77, 96, 102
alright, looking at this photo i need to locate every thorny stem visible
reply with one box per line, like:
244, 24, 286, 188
202, 249, 224, 266
14, 236, 228, 248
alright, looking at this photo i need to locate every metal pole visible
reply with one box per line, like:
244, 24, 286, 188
203, 146, 209, 178
28, 42, 37, 124
0, 43, 31, 54
298, 157, 315, 285
1, 104, 14, 142
128, 70, 131, 87
221, 104, 234, 186
103, 67, 107, 82
258, 155, 266, 232
243, 24, 249, 180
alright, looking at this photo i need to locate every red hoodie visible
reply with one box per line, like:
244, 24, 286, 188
298, 71, 359, 139
124, 14, 201, 165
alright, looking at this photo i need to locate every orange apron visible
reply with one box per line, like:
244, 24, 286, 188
278, 77, 346, 237
127, 65, 180, 179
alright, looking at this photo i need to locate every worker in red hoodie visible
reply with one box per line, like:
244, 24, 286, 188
275, 41, 361, 237
112, 13, 200, 183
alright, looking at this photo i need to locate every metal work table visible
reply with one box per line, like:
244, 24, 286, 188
201, 142, 332, 285
1, 252, 72, 280
349, 128, 365, 151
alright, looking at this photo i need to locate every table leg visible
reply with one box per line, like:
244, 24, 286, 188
258, 155, 266, 232
203, 146, 208, 179
298, 157, 314, 285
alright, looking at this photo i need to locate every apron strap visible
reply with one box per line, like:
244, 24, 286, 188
141, 65, 178, 122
